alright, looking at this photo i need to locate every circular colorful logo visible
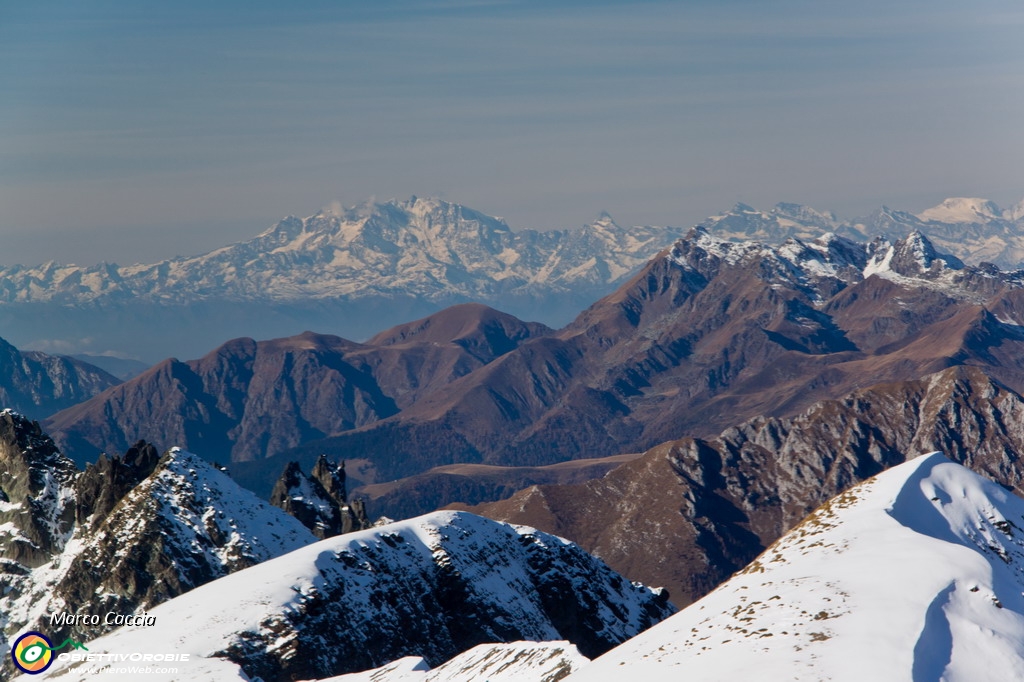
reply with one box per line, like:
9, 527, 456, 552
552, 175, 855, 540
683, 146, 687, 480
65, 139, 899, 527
11, 631, 54, 675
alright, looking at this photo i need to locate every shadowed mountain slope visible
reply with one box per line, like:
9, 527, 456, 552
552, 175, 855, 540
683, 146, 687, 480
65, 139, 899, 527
460, 365, 1024, 607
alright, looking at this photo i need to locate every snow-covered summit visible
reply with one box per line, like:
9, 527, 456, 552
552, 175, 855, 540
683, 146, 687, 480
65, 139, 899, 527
0, 198, 688, 306
568, 453, 1024, 681
669, 227, 1010, 305
917, 197, 1004, 224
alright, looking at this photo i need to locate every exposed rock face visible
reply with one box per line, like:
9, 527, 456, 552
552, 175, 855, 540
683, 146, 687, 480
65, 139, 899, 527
461, 365, 1024, 607
0, 421, 315, 660
0, 337, 120, 419
38, 512, 675, 682
269, 456, 369, 538
0, 410, 78, 568
73, 440, 160, 529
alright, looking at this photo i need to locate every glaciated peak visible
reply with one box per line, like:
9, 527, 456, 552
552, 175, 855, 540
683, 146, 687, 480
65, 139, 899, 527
918, 197, 1002, 224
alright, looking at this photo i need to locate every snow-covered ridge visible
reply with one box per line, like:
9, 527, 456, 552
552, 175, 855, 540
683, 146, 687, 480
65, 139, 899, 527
567, 453, 1024, 681
322, 641, 589, 682
671, 226, 1019, 304
35, 511, 673, 682
701, 196, 1024, 271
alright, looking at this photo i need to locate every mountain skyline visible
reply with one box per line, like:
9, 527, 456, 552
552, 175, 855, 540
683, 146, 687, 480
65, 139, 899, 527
4, 2, 1021, 268
2, 193, 1024, 364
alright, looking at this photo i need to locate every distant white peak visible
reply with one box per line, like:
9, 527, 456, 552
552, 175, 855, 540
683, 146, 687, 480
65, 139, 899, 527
1003, 199, 1024, 222
917, 197, 1002, 224
403, 195, 445, 216
704, 203, 761, 222
771, 202, 837, 225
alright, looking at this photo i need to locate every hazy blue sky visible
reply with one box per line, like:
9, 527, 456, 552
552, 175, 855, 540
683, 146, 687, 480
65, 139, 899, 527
2, 0, 1022, 265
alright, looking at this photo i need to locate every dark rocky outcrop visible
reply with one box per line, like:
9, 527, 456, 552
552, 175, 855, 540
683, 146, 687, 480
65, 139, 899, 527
269, 456, 369, 538
1, 424, 314, 667
0, 411, 78, 568
74, 440, 160, 529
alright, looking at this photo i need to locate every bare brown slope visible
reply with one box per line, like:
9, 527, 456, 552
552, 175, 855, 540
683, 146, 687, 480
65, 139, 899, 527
281, 233, 1024, 481
45, 306, 547, 466
48, 231, 1024, 488
459, 365, 1024, 607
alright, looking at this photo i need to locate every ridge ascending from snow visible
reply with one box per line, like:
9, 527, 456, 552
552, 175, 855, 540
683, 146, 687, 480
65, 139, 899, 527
566, 453, 1024, 682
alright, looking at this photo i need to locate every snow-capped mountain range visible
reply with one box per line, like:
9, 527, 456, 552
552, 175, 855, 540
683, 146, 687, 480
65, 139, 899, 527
0, 197, 691, 360
702, 196, 1024, 270
2, 194, 1020, 361
5, 195, 1020, 308
0, 197, 681, 306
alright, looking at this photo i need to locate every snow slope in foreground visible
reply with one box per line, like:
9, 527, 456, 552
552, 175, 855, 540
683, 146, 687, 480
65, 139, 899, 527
319, 641, 588, 682
568, 452, 1024, 682
27, 511, 669, 682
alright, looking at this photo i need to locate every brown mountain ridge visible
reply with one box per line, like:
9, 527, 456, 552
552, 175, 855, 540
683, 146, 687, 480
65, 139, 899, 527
44, 230, 1024, 496
458, 364, 1024, 607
